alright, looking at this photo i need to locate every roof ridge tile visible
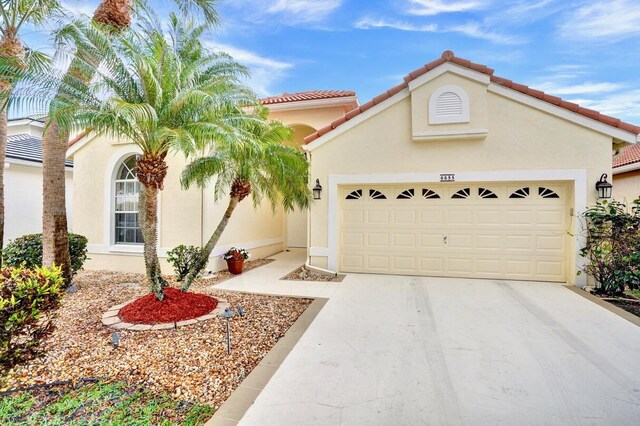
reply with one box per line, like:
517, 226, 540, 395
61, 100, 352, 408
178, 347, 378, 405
261, 89, 357, 105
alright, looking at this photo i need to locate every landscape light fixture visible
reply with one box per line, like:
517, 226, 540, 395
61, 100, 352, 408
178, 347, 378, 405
312, 179, 323, 200
112, 331, 120, 348
237, 305, 245, 317
595, 173, 613, 199
220, 308, 236, 355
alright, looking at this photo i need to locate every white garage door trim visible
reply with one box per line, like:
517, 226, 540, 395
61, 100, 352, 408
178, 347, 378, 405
323, 169, 588, 286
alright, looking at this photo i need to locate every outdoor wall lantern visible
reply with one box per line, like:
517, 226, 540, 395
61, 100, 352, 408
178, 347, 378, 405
312, 179, 323, 200
595, 173, 613, 199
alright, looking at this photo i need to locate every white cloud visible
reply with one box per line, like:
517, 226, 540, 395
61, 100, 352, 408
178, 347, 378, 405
230, 0, 343, 24
206, 42, 293, 96
448, 22, 525, 44
559, 0, 640, 41
268, 0, 342, 21
405, 0, 489, 16
354, 16, 522, 45
569, 90, 640, 123
544, 64, 587, 73
483, 0, 561, 26
60, 1, 97, 17
537, 81, 626, 96
530, 73, 639, 124
354, 16, 438, 32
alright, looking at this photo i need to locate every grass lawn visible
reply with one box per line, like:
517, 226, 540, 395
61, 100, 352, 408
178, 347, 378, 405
0, 380, 214, 425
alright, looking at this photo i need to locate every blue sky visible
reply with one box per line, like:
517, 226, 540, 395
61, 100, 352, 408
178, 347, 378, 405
23, 0, 640, 124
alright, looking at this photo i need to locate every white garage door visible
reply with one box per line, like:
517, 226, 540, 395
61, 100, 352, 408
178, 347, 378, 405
340, 182, 569, 282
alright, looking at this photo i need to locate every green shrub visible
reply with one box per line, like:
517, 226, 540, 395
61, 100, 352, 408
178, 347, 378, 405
581, 199, 640, 295
2, 233, 89, 277
0, 266, 64, 369
166, 244, 203, 281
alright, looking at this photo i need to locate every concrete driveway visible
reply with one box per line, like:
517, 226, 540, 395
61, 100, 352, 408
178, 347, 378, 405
238, 272, 640, 425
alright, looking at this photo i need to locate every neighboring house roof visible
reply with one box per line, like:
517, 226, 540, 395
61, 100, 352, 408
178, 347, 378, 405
261, 90, 356, 105
613, 143, 640, 170
7, 133, 73, 167
304, 50, 640, 144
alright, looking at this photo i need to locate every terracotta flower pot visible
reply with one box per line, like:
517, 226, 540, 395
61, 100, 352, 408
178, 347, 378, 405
226, 258, 244, 274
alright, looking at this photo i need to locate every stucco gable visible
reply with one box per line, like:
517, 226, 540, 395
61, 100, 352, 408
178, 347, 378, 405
408, 68, 489, 142
304, 50, 640, 150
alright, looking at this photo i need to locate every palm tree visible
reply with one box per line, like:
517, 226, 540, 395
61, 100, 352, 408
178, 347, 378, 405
40, 0, 220, 285
179, 106, 311, 291
55, 14, 253, 298
0, 0, 61, 265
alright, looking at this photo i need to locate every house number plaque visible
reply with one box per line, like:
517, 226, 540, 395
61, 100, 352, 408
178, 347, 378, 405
440, 173, 455, 182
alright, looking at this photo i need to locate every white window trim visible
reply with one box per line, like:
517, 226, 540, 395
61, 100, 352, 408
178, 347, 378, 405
428, 84, 470, 124
104, 146, 145, 253
324, 169, 588, 287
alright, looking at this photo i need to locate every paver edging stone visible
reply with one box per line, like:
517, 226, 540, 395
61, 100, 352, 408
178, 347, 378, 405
100, 298, 230, 331
205, 297, 329, 426
564, 286, 640, 327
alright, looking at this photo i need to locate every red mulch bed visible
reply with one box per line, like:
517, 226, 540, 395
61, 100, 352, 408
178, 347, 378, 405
119, 287, 218, 324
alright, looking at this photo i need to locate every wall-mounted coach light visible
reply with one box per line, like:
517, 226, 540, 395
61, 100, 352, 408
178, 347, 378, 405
595, 173, 612, 199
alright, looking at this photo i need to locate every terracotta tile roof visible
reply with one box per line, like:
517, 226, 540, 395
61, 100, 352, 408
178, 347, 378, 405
67, 130, 89, 148
261, 90, 356, 105
304, 50, 640, 144
613, 143, 640, 168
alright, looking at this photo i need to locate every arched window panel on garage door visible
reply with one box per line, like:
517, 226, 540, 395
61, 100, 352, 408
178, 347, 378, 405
422, 189, 441, 199
539, 187, 560, 199
510, 187, 530, 198
451, 188, 471, 199
369, 189, 387, 199
397, 188, 415, 199
346, 189, 363, 200
479, 188, 498, 199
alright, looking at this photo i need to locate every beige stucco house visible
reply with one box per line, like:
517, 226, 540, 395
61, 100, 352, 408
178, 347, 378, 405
612, 143, 640, 205
4, 118, 73, 245
68, 50, 640, 286
302, 51, 639, 287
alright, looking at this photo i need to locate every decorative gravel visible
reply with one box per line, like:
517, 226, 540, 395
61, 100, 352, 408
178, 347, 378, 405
282, 265, 345, 282
1, 259, 312, 410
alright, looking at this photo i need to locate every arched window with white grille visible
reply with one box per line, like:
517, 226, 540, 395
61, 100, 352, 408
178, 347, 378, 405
114, 155, 143, 244
428, 85, 470, 124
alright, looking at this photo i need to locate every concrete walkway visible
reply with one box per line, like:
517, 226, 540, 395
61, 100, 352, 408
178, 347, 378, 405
213, 251, 640, 425
212, 249, 340, 299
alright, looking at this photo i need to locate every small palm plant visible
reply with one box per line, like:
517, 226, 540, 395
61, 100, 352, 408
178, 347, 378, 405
180, 106, 311, 290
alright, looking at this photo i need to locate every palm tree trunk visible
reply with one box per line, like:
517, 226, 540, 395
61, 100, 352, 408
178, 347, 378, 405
41, 0, 133, 285
0, 105, 7, 265
139, 184, 167, 299
181, 197, 239, 291
0, 30, 25, 266
41, 122, 72, 282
